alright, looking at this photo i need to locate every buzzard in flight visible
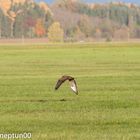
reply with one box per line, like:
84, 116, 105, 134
55, 75, 78, 94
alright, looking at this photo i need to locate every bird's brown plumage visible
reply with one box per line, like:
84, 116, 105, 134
55, 75, 78, 94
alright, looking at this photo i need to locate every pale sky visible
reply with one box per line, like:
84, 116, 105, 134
35, 0, 140, 5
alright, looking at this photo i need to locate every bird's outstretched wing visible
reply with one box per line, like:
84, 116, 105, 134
69, 79, 78, 94
55, 79, 65, 90
55, 75, 78, 95
55, 76, 70, 90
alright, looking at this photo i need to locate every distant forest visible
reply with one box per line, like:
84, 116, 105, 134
0, 0, 140, 41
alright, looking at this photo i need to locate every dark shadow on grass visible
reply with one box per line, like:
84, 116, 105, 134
0, 99, 71, 103
59, 99, 67, 102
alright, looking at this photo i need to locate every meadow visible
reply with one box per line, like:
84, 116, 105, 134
0, 42, 140, 140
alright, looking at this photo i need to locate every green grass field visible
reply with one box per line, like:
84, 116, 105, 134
0, 42, 140, 140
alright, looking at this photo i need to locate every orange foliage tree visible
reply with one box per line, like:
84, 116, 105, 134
35, 19, 46, 37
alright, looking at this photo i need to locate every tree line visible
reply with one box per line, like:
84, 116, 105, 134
0, 1, 53, 38
0, 0, 140, 42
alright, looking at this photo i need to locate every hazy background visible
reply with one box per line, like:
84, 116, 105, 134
1, 0, 140, 42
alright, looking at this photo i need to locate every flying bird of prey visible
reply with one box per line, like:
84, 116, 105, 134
55, 75, 78, 94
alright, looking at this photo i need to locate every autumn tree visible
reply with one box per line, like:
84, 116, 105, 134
95, 28, 102, 39
48, 22, 64, 42
78, 15, 93, 37
52, 7, 81, 37
73, 26, 85, 41
35, 19, 46, 37
114, 25, 130, 39
0, 9, 3, 38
